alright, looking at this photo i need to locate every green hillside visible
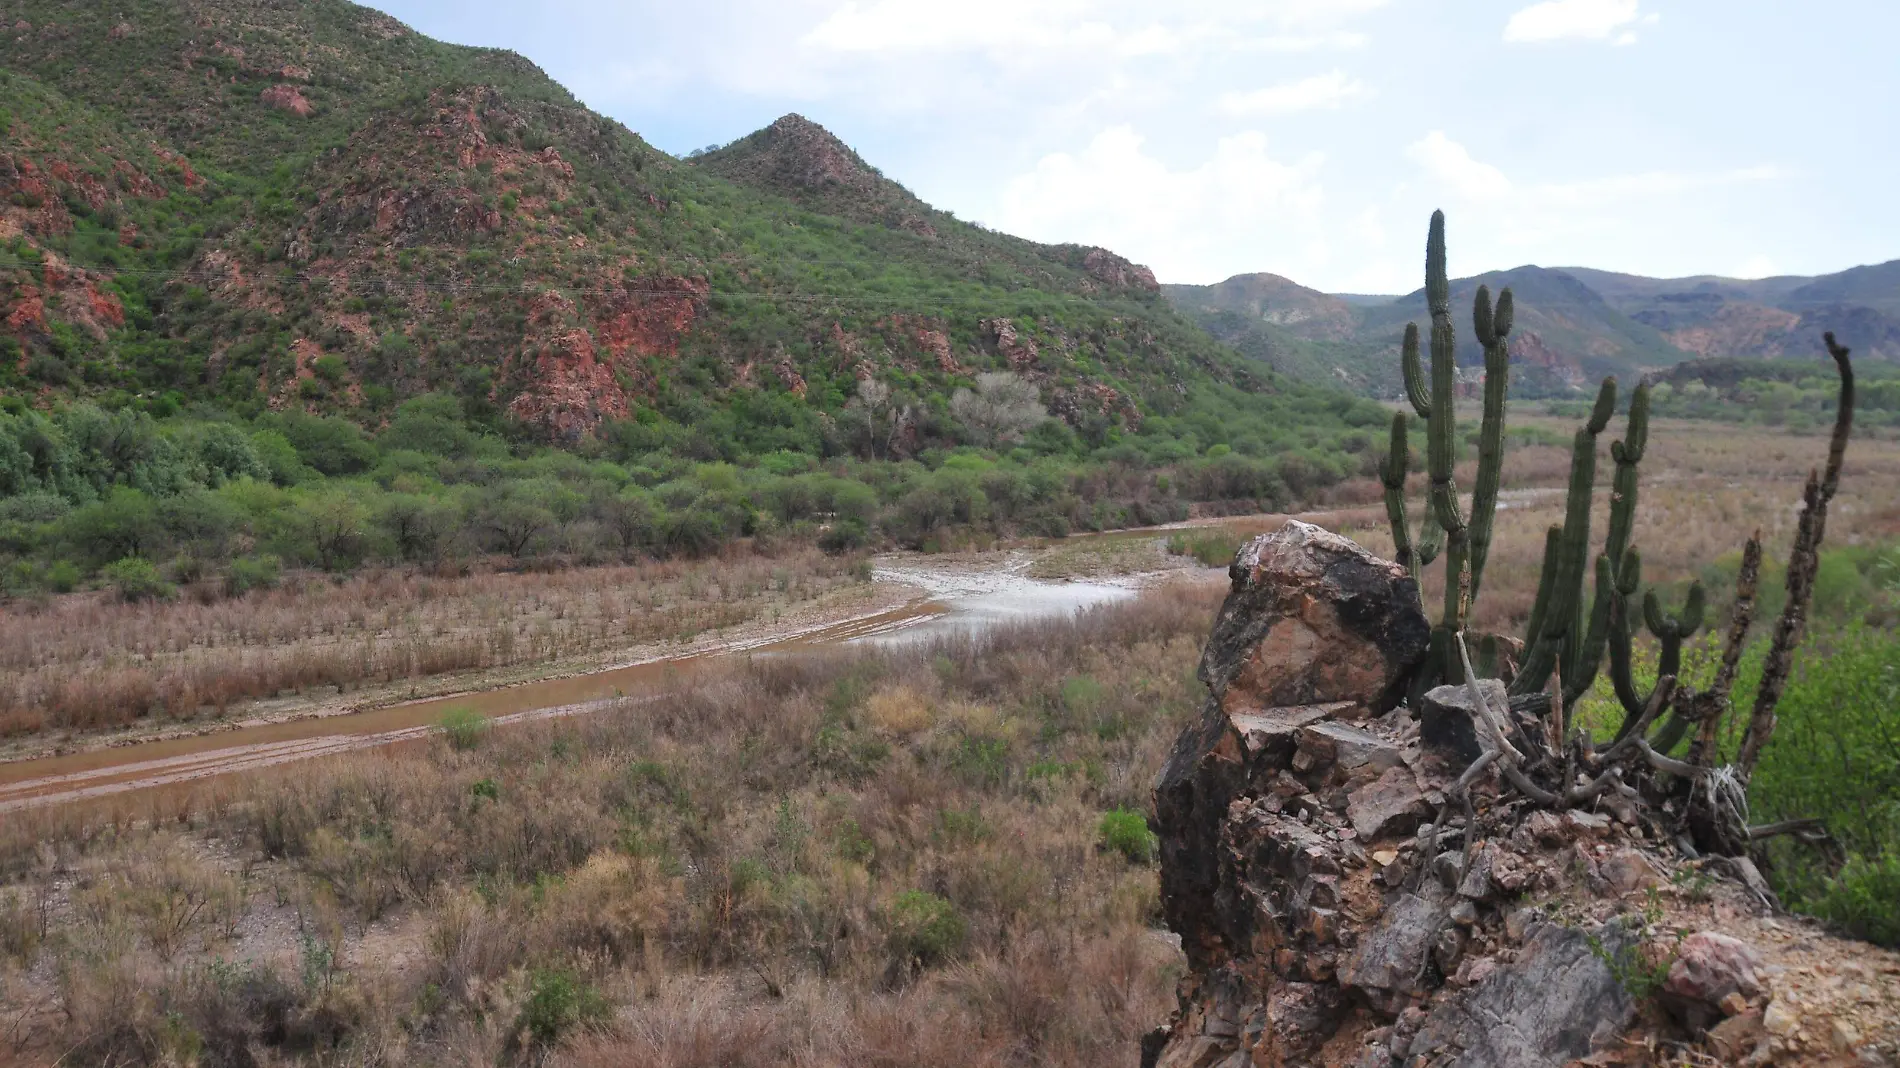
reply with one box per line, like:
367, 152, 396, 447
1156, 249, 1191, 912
0, 0, 1389, 592
1162, 274, 1396, 396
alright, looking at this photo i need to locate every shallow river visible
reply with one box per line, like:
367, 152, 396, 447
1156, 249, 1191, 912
0, 559, 1147, 812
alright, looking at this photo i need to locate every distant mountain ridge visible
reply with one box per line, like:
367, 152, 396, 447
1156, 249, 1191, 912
1167, 256, 1900, 397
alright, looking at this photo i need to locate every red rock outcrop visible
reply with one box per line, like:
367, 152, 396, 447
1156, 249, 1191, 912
508, 291, 629, 438
1082, 247, 1160, 293
590, 275, 707, 366
258, 84, 314, 117
983, 317, 1039, 371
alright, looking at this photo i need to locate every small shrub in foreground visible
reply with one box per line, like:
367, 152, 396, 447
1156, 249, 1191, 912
103, 557, 175, 603
516, 967, 612, 1045
883, 890, 967, 970
1098, 808, 1158, 864
1801, 852, 1900, 949
438, 706, 488, 751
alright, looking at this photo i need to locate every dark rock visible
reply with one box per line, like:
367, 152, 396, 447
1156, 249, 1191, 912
1420, 679, 1508, 765
1404, 921, 1639, 1068
1196, 522, 1430, 713
1156, 522, 1428, 967
1296, 721, 1405, 782
1347, 765, 1433, 840
1258, 982, 1342, 1065
1340, 887, 1453, 997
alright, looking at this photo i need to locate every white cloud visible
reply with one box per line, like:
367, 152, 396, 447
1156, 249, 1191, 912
994, 125, 1330, 283
1406, 131, 1513, 199
1218, 71, 1372, 116
1409, 131, 1783, 211
803, 0, 1387, 57
1733, 254, 1780, 279
1503, 0, 1658, 44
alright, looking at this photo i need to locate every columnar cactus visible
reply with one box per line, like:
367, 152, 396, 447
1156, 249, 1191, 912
1385, 211, 1702, 709
1381, 211, 1512, 685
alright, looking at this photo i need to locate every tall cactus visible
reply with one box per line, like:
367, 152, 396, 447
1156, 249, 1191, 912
1380, 211, 1512, 686
1384, 210, 1705, 714
1499, 376, 1708, 735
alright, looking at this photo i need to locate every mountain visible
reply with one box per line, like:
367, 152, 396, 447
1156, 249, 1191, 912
1167, 265, 1689, 397
1168, 257, 1900, 399
0, 0, 1367, 451
1161, 274, 1394, 394
1561, 264, 1900, 363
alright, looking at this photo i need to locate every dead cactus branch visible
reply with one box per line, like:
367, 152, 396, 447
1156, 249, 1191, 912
1733, 333, 1856, 779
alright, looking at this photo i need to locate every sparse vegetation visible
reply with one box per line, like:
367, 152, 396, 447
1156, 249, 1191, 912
437, 706, 488, 751
0, 587, 1210, 1065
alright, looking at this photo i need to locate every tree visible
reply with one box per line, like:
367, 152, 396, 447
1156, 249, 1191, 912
840, 378, 914, 461
375, 492, 462, 565
286, 489, 370, 572
61, 486, 163, 565
478, 484, 555, 561
595, 488, 656, 560
951, 372, 1047, 448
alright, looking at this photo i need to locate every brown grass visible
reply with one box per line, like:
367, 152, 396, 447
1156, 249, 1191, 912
0, 547, 870, 737
1218, 415, 1900, 632
0, 583, 1216, 1066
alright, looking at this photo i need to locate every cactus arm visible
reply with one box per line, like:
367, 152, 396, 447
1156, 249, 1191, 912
1563, 554, 1616, 707
1416, 513, 1443, 566
1426, 210, 1451, 314
1421, 210, 1470, 635
1511, 526, 1565, 694
1466, 286, 1512, 604
1587, 378, 1616, 434
1401, 323, 1430, 418
1608, 591, 1651, 732
1382, 413, 1420, 584
1511, 383, 1609, 697
1545, 423, 1600, 636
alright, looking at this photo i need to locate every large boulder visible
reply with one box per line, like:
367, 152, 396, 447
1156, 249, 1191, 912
1154, 522, 1430, 967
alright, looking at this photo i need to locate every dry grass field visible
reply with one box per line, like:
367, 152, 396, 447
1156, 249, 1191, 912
0, 549, 876, 743
0, 586, 1215, 1067
1232, 414, 1900, 633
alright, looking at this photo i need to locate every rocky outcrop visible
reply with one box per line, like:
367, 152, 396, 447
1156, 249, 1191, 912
258, 83, 314, 117
1080, 247, 1160, 293
1154, 522, 1430, 970
1145, 524, 1900, 1068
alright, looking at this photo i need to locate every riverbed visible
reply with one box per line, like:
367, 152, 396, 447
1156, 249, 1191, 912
0, 553, 1172, 812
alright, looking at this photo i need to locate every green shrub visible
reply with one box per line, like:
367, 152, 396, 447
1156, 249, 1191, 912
1165, 529, 1243, 568
1747, 627, 1899, 862
1801, 853, 1900, 947
223, 554, 281, 597
1097, 808, 1158, 863
883, 890, 966, 968
515, 967, 611, 1044
817, 518, 868, 553
103, 556, 175, 602
437, 706, 488, 751
45, 560, 80, 594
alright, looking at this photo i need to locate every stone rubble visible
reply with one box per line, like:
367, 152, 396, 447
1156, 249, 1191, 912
1145, 523, 1900, 1068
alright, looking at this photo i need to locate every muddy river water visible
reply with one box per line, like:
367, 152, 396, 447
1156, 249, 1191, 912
0, 558, 1151, 813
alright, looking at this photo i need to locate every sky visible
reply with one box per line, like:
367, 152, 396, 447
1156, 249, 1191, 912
372, 0, 1898, 293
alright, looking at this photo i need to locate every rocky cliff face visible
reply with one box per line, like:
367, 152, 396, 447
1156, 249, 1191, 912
1145, 522, 1900, 1068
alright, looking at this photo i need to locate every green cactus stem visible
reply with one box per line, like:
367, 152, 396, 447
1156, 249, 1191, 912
1381, 211, 1514, 689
